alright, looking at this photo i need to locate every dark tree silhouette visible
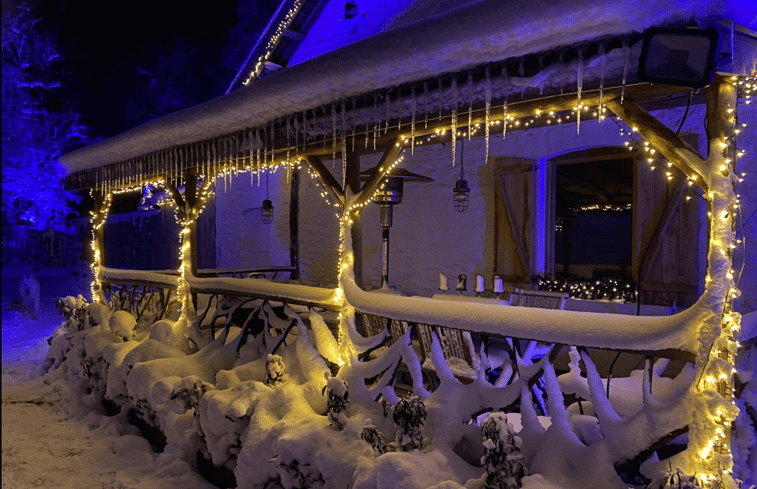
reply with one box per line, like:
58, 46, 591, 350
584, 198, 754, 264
2, 4, 87, 234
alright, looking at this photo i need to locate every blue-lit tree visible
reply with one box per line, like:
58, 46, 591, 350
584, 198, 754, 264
2, 4, 86, 234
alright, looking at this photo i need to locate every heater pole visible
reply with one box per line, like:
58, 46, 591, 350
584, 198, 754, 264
380, 205, 393, 288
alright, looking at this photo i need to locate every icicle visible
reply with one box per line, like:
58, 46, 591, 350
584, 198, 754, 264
301, 110, 307, 152
502, 69, 509, 139
559, 53, 564, 94
423, 81, 429, 129
411, 85, 416, 155
451, 78, 458, 167
269, 120, 275, 168
485, 66, 491, 164
538, 56, 545, 95
286, 118, 291, 166
621, 40, 629, 104
332, 103, 337, 166
341, 100, 347, 152
576, 50, 583, 135
385, 90, 391, 134
373, 93, 379, 150
438, 78, 443, 121
364, 100, 369, 150
223, 139, 228, 193
341, 99, 347, 183
350, 98, 356, 152
256, 129, 262, 187
519, 59, 525, 99
342, 129, 348, 186
396, 88, 402, 131
599, 44, 606, 122
467, 72, 473, 139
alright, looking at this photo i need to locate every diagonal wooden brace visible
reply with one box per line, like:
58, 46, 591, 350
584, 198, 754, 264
606, 98, 708, 193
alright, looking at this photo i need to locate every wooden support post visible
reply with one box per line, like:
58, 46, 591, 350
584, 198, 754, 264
289, 169, 300, 280
184, 173, 199, 276
606, 98, 708, 193
91, 190, 106, 281
345, 150, 363, 286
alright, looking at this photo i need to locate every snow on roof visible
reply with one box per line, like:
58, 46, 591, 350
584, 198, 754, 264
60, 0, 754, 174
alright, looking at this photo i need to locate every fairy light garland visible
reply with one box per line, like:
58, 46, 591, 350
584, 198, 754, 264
691, 74, 751, 488
242, 0, 304, 86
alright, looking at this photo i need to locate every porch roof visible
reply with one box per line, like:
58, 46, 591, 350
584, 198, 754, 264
59, 0, 754, 186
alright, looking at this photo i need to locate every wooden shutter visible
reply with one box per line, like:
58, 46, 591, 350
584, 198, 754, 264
492, 157, 535, 286
632, 134, 701, 307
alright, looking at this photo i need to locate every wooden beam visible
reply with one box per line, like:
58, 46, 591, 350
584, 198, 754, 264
345, 150, 363, 286
304, 155, 345, 206
184, 173, 199, 276
356, 137, 405, 205
164, 178, 186, 218
289, 170, 300, 280
606, 98, 708, 193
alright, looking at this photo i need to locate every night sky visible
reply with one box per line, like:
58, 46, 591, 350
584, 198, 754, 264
6, 0, 278, 141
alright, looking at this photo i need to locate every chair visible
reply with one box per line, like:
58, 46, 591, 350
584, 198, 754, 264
512, 289, 568, 309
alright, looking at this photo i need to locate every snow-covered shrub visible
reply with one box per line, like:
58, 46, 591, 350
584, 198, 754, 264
266, 354, 287, 386
323, 376, 349, 430
88, 303, 110, 329
55, 295, 90, 331
394, 396, 427, 451
646, 465, 702, 489
361, 418, 388, 455
110, 310, 137, 341
480, 412, 527, 489
152, 375, 216, 414
275, 457, 326, 489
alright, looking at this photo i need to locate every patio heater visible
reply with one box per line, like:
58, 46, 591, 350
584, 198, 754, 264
361, 167, 433, 288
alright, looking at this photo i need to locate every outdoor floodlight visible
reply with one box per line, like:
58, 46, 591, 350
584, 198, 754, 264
638, 27, 719, 88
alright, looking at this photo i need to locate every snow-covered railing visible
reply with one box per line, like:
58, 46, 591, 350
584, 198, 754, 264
186, 272, 340, 312
344, 280, 697, 362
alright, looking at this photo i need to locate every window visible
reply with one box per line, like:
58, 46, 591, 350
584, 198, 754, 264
344, 1, 358, 20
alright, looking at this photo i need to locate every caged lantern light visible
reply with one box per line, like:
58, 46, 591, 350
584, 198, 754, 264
453, 140, 470, 212
261, 170, 274, 224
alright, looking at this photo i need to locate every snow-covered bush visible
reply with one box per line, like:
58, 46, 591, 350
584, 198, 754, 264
323, 376, 349, 430
393, 396, 426, 451
361, 418, 388, 455
275, 457, 326, 489
55, 295, 90, 332
266, 354, 287, 386
152, 375, 215, 414
110, 310, 137, 341
646, 465, 703, 489
480, 413, 527, 489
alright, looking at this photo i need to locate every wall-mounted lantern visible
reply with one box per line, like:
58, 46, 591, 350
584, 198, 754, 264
453, 140, 470, 212
261, 170, 274, 225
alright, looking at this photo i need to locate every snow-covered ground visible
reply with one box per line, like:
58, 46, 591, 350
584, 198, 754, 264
1, 259, 215, 489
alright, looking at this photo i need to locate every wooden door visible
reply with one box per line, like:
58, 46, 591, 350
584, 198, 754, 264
633, 135, 701, 307
492, 157, 535, 286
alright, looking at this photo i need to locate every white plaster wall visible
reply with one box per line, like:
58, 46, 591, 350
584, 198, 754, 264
214, 170, 291, 270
